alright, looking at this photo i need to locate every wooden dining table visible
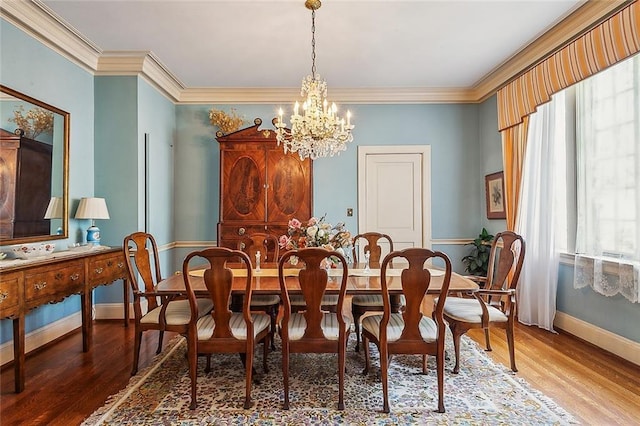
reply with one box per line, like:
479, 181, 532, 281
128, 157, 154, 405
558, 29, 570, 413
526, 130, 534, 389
156, 262, 478, 297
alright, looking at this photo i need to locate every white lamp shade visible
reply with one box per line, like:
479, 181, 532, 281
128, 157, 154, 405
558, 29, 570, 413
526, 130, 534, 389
75, 197, 110, 220
44, 197, 64, 219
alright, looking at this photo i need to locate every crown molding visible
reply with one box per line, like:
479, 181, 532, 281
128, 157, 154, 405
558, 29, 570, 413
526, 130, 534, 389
472, 0, 631, 101
0, 0, 100, 73
178, 86, 477, 104
2, 0, 630, 104
97, 51, 185, 102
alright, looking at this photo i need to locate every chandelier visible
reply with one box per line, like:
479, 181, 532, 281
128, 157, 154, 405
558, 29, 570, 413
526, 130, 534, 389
274, 0, 354, 160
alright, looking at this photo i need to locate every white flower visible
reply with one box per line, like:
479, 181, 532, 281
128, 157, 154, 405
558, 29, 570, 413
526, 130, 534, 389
307, 225, 318, 238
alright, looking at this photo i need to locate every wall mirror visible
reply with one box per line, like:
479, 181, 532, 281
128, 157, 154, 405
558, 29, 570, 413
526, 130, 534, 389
0, 85, 69, 245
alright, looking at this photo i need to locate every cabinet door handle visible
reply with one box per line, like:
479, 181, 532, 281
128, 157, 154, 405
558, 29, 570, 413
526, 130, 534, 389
94, 267, 104, 274
70, 273, 80, 281
238, 228, 246, 236
0, 291, 8, 303
34, 282, 47, 290
117, 262, 124, 268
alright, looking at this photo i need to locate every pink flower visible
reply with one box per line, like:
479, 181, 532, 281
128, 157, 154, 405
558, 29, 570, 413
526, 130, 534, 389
279, 235, 291, 249
307, 217, 318, 226
288, 218, 302, 229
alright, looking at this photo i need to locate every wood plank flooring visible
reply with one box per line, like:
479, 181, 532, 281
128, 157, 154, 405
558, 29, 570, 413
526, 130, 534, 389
1, 318, 638, 425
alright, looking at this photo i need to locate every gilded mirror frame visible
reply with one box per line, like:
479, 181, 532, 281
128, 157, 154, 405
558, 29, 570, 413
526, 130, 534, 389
0, 85, 69, 245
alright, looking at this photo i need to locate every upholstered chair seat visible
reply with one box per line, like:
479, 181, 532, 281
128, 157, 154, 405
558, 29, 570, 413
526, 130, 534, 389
250, 295, 281, 306
196, 313, 270, 340
283, 312, 353, 341
140, 298, 213, 326
289, 294, 339, 310
362, 313, 438, 343
440, 297, 508, 323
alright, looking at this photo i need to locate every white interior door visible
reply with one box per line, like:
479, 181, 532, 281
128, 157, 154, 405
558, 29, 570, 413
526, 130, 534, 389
357, 146, 431, 260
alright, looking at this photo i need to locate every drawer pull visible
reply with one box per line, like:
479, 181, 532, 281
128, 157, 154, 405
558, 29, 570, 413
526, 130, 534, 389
117, 262, 124, 268
94, 267, 104, 274
0, 291, 7, 303
238, 227, 246, 236
70, 273, 80, 281
34, 282, 47, 290
107, 260, 113, 267
55, 272, 64, 280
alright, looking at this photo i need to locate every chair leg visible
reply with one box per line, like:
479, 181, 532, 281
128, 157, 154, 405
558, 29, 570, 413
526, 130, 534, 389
380, 345, 390, 414
269, 305, 278, 351
362, 335, 370, 375
338, 337, 346, 410
436, 344, 445, 413
263, 334, 270, 373
451, 324, 463, 374
131, 330, 142, 376
244, 348, 254, 409
353, 306, 362, 352
282, 342, 290, 410
506, 326, 518, 372
484, 328, 492, 351
205, 355, 211, 373
422, 354, 427, 374
187, 331, 198, 410
156, 330, 164, 354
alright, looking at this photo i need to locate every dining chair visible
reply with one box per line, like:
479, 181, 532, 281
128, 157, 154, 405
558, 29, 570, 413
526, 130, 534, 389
442, 231, 525, 373
123, 232, 213, 376
361, 248, 452, 413
237, 232, 281, 350
182, 247, 271, 410
278, 247, 351, 410
350, 232, 398, 352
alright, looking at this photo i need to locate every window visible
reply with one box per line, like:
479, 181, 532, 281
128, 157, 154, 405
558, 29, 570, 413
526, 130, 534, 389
551, 54, 640, 303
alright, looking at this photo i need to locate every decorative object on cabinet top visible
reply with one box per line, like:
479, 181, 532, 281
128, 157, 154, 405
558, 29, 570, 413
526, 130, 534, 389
209, 108, 245, 136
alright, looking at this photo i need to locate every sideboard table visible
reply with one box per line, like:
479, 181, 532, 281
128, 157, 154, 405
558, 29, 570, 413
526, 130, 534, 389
0, 246, 128, 392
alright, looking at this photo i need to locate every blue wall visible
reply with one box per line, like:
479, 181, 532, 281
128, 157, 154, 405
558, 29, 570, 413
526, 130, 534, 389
0, 19, 95, 342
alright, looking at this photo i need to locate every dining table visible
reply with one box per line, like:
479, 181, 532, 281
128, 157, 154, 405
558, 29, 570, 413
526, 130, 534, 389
156, 262, 478, 298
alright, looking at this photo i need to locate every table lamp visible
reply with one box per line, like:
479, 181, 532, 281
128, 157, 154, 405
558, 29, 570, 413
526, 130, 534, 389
75, 197, 110, 245
44, 196, 64, 235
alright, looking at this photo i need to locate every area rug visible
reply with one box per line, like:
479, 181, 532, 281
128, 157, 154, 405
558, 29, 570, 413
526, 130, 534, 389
84, 334, 577, 425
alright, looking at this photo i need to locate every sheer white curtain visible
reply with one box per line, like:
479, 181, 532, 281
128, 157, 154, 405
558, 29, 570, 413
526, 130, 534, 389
515, 92, 565, 331
573, 55, 640, 303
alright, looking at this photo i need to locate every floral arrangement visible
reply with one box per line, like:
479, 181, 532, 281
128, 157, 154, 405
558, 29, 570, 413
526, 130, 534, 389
209, 108, 244, 134
9, 106, 54, 139
279, 215, 352, 266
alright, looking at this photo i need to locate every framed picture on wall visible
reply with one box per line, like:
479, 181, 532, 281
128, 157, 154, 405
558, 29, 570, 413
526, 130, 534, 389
485, 171, 506, 219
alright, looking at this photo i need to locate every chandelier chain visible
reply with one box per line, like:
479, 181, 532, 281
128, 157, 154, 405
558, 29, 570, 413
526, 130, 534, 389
311, 9, 316, 77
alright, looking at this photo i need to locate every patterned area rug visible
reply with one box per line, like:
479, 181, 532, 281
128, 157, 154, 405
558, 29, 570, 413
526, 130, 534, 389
84, 334, 577, 425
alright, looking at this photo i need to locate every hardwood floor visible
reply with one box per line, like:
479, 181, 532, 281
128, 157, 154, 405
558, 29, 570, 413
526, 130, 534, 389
1, 319, 638, 425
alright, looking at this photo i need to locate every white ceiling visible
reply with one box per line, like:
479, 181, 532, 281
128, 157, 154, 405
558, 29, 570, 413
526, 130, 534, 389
41, 0, 584, 91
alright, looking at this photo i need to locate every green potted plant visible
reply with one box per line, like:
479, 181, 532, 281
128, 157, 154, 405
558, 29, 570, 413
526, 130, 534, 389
462, 228, 494, 276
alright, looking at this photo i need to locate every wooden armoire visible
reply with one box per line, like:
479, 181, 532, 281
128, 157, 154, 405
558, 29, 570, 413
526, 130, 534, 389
216, 118, 313, 250
0, 128, 52, 239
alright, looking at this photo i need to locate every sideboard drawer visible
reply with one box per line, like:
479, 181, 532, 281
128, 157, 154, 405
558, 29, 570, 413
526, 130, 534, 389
88, 251, 126, 288
0, 271, 22, 318
25, 261, 84, 305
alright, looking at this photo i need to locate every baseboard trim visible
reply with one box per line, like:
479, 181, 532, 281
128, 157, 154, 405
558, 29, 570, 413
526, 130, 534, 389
94, 302, 133, 321
0, 311, 82, 366
554, 311, 640, 366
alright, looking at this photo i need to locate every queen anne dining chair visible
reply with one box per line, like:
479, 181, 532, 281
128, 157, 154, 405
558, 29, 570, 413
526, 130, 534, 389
361, 248, 452, 414
123, 232, 213, 376
182, 247, 271, 410
442, 231, 525, 373
237, 232, 281, 350
350, 232, 397, 351
278, 247, 351, 410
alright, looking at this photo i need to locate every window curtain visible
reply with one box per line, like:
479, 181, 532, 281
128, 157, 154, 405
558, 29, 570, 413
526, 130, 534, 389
501, 117, 529, 231
573, 56, 640, 303
515, 92, 564, 330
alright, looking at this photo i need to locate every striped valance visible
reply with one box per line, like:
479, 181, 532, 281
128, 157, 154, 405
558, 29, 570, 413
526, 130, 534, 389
498, 1, 639, 131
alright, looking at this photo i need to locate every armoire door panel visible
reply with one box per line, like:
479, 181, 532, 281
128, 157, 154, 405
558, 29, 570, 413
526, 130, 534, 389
222, 150, 265, 221
266, 151, 311, 222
